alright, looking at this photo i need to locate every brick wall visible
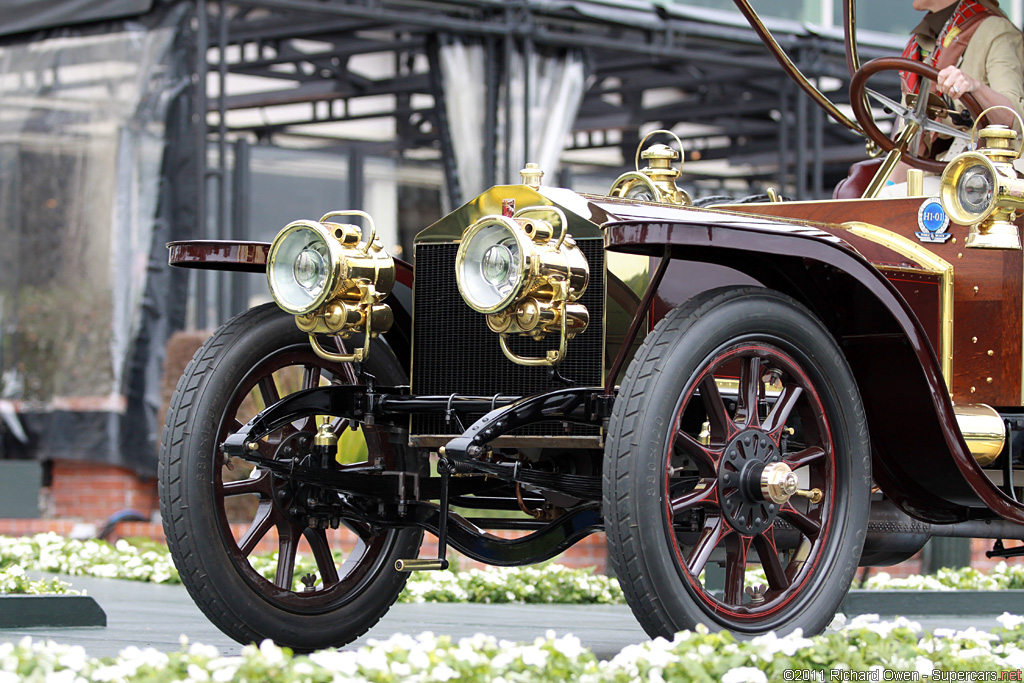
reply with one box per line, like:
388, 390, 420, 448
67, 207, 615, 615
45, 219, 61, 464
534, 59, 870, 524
47, 460, 158, 523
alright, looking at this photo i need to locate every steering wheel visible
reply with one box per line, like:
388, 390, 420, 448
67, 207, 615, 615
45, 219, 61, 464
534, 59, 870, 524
850, 57, 984, 174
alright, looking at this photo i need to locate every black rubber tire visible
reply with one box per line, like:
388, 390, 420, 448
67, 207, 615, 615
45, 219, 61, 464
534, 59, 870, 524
603, 286, 871, 638
159, 303, 422, 650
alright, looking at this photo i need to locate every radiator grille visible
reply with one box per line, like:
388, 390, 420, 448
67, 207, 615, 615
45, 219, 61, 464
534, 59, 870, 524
411, 239, 604, 438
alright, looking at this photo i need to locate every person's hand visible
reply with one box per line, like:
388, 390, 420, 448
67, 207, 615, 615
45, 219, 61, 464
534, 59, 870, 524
937, 65, 981, 100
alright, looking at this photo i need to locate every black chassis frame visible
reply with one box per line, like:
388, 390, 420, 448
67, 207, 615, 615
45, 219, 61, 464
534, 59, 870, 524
221, 379, 614, 567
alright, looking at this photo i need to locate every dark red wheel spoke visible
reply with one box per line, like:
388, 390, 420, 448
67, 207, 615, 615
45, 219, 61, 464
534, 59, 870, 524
785, 446, 825, 470
753, 530, 790, 591
686, 515, 725, 577
779, 503, 822, 539
723, 533, 752, 605
302, 365, 322, 390
337, 536, 369, 580
673, 430, 718, 473
258, 376, 281, 409
762, 384, 803, 436
238, 501, 277, 557
698, 375, 732, 441
338, 517, 375, 543
274, 523, 302, 590
221, 470, 272, 498
734, 356, 763, 429
670, 479, 719, 516
304, 528, 341, 587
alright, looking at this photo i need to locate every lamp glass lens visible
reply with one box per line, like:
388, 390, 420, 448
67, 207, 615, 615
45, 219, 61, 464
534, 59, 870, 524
459, 221, 524, 312
269, 226, 333, 313
294, 246, 328, 292
625, 183, 656, 202
958, 164, 994, 218
481, 244, 513, 285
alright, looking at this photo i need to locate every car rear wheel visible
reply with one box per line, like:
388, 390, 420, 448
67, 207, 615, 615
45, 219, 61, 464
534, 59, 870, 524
604, 286, 871, 637
160, 303, 422, 650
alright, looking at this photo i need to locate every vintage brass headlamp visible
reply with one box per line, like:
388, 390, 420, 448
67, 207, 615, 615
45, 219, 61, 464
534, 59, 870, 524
609, 129, 691, 205
455, 205, 589, 366
267, 209, 394, 363
939, 110, 1024, 250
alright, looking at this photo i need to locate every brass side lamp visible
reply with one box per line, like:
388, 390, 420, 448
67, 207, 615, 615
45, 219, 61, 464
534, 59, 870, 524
266, 210, 395, 362
609, 129, 691, 205
939, 107, 1024, 250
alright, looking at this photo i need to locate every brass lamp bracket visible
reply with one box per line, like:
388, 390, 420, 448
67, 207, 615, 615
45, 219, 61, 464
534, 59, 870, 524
456, 204, 590, 367
499, 280, 571, 366
305, 281, 377, 364
319, 209, 378, 255
266, 207, 396, 365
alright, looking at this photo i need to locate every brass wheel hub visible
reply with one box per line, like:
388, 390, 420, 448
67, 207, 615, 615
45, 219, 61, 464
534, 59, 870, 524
717, 429, 822, 535
760, 461, 799, 505
718, 429, 783, 535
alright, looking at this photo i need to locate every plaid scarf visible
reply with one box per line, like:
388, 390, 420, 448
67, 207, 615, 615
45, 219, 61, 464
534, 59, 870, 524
901, 0, 992, 93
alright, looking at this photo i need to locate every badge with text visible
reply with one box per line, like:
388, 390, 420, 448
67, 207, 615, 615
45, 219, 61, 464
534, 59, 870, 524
502, 198, 515, 217
915, 198, 952, 243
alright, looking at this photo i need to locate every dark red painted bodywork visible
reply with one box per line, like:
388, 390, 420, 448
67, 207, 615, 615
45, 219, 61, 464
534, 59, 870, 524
602, 213, 1024, 526
166, 204, 1024, 526
167, 240, 415, 373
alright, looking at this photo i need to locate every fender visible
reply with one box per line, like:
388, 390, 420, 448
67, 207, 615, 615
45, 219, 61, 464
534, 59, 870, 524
604, 213, 1024, 525
166, 239, 414, 373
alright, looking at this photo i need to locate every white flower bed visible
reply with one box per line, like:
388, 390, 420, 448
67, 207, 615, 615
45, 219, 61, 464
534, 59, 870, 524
0, 533, 178, 585
0, 565, 76, 595
862, 563, 1024, 591
0, 533, 1021, 601
0, 615, 1022, 682
398, 564, 623, 604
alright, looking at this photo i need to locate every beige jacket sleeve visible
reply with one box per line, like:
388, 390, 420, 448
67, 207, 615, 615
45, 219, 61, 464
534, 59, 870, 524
959, 15, 1024, 123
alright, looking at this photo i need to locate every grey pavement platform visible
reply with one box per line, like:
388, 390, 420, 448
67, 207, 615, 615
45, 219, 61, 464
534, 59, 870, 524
0, 575, 1012, 661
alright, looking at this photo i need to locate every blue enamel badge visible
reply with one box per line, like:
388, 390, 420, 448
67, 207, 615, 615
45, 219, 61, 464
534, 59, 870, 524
916, 198, 952, 243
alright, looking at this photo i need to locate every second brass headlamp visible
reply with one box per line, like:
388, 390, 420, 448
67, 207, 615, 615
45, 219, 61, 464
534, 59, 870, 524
267, 210, 394, 363
455, 206, 589, 366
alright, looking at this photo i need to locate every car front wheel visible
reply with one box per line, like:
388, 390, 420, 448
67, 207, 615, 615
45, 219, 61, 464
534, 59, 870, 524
604, 286, 871, 637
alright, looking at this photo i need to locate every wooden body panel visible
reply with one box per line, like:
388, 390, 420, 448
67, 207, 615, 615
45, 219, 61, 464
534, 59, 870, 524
728, 198, 1023, 407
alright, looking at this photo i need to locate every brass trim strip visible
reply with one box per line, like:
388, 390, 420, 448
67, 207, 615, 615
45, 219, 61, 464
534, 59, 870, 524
842, 221, 954, 383
843, 0, 860, 78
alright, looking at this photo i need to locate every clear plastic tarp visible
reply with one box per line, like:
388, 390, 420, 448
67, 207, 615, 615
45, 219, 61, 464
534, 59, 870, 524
0, 8, 189, 472
440, 40, 586, 198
